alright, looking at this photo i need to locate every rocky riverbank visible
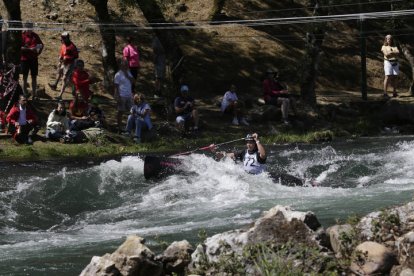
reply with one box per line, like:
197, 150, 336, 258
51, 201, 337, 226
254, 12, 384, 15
80, 200, 414, 275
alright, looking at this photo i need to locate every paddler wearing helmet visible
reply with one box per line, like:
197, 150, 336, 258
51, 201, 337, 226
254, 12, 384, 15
216, 133, 266, 174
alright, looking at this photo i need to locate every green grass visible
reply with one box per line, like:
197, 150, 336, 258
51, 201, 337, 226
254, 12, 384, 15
0, 129, 339, 162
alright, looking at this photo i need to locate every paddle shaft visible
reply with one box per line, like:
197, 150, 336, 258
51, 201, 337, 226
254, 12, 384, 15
170, 138, 245, 157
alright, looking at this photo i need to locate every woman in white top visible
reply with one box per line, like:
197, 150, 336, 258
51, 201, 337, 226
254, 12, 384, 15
381, 34, 400, 98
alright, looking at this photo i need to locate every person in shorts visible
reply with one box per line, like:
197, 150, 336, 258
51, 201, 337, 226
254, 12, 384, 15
174, 85, 199, 132
114, 59, 134, 131
381, 34, 400, 98
21, 22, 43, 100
50, 32, 79, 99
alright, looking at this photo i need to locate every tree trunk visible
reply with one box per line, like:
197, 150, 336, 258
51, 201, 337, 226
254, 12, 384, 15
2, 0, 21, 65
211, 0, 226, 20
399, 43, 414, 95
87, 0, 117, 90
135, 0, 184, 89
300, 1, 326, 107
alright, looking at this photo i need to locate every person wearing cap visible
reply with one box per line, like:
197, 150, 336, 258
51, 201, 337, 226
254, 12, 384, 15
263, 68, 293, 125
216, 133, 266, 175
221, 84, 249, 126
21, 22, 43, 100
381, 34, 400, 98
174, 85, 199, 131
49, 32, 79, 99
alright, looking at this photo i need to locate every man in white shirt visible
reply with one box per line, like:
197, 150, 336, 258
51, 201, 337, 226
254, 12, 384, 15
114, 59, 134, 132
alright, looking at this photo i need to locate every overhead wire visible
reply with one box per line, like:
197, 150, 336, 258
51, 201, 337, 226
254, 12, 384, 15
0, 9, 413, 32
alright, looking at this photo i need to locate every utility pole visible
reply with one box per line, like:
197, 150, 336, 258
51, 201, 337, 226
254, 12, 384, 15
359, 7, 367, 100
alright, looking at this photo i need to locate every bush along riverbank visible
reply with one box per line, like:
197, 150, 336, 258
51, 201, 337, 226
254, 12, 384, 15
80, 201, 414, 275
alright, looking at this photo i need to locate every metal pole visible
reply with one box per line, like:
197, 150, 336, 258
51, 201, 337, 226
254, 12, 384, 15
360, 14, 367, 101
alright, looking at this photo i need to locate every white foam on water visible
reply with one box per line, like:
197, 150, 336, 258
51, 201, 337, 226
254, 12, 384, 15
3, 139, 414, 266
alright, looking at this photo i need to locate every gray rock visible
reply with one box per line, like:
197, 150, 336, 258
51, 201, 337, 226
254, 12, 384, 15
350, 241, 398, 275
157, 240, 194, 273
326, 224, 353, 257
190, 205, 324, 272
80, 235, 163, 276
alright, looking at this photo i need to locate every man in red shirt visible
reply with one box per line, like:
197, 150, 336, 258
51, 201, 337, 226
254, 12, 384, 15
6, 95, 40, 144
49, 32, 79, 99
21, 22, 43, 100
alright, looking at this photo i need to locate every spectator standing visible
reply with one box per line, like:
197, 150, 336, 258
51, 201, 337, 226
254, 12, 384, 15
6, 95, 40, 144
152, 36, 166, 97
45, 101, 69, 141
122, 36, 140, 92
263, 68, 294, 125
174, 85, 199, 132
49, 32, 79, 100
381, 34, 400, 98
21, 22, 43, 100
71, 59, 92, 101
221, 84, 249, 126
114, 59, 134, 132
123, 93, 153, 143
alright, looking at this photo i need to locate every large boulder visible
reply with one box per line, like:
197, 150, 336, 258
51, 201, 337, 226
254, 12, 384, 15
350, 241, 398, 275
189, 205, 326, 272
80, 235, 163, 276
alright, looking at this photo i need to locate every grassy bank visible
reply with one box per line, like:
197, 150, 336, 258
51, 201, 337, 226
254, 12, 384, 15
0, 129, 336, 162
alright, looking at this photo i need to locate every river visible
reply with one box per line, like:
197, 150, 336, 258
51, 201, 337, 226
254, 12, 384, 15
1, 136, 414, 275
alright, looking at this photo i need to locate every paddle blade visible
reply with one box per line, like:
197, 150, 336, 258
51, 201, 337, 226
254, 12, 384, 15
144, 155, 182, 179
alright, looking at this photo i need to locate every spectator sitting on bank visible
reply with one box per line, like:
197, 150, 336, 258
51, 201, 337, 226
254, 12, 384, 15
87, 96, 106, 128
45, 101, 70, 141
263, 68, 296, 125
71, 59, 92, 101
68, 94, 94, 131
174, 85, 199, 132
123, 36, 140, 92
49, 32, 79, 100
221, 84, 249, 126
21, 22, 43, 100
123, 93, 152, 144
6, 95, 40, 144
114, 59, 134, 132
